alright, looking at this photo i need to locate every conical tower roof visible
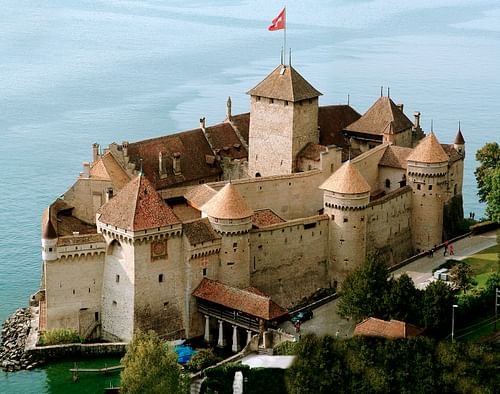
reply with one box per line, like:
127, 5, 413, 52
320, 161, 371, 194
98, 175, 180, 231
407, 133, 448, 163
344, 96, 413, 135
41, 207, 57, 240
247, 65, 322, 102
202, 183, 253, 220
454, 129, 465, 144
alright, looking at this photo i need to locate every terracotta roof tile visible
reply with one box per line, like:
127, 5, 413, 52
228, 113, 250, 145
454, 129, 465, 144
379, 145, 413, 169
185, 184, 218, 210
193, 278, 288, 320
320, 161, 371, 194
247, 65, 322, 102
252, 209, 285, 229
441, 144, 462, 163
98, 175, 180, 231
202, 183, 253, 220
354, 317, 424, 338
407, 133, 449, 163
89, 152, 130, 189
41, 208, 57, 240
344, 97, 413, 135
318, 105, 362, 147
183, 218, 221, 245
297, 143, 327, 161
205, 122, 247, 160
126, 129, 222, 190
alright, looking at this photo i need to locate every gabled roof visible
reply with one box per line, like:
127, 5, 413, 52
407, 133, 449, 163
354, 317, 424, 338
320, 161, 371, 194
228, 112, 250, 145
252, 209, 286, 229
247, 65, 322, 102
183, 218, 221, 245
318, 105, 362, 147
193, 278, 288, 321
98, 175, 180, 231
126, 128, 222, 190
204, 122, 247, 160
441, 144, 463, 163
454, 129, 465, 144
185, 184, 218, 211
344, 97, 413, 135
379, 145, 413, 169
89, 152, 130, 189
201, 183, 253, 220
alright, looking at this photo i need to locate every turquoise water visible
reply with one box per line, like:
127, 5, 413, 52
1, 1, 499, 392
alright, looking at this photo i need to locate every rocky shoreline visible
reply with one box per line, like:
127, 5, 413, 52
0, 308, 39, 371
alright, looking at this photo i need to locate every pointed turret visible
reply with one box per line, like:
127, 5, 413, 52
98, 174, 179, 232
202, 182, 253, 221
41, 206, 58, 261
454, 123, 465, 156
407, 132, 448, 164
320, 161, 371, 195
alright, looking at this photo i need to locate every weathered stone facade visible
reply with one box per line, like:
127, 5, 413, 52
37, 63, 465, 343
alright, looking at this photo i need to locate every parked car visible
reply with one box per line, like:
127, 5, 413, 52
290, 309, 313, 324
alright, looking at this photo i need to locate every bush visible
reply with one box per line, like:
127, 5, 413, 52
38, 328, 82, 346
273, 340, 297, 356
186, 348, 221, 372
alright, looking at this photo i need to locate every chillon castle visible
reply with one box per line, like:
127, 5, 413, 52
37, 63, 465, 345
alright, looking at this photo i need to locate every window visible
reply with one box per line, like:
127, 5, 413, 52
202, 268, 207, 277
112, 301, 117, 306
343, 218, 348, 223
116, 274, 120, 283
159, 274, 164, 283
227, 262, 235, 266
72, 289, 75, 295
428, 185, 433, 190
48, 247, 53, 252
284, 101, 289, 106
304, 222, 316, 230
270, 98, 274, 104
385, 179, 391, 188
233, 242, 238, 248
417, 184, 421, 190
95, 312, 99, 322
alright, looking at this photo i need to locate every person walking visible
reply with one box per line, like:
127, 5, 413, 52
444, 240, 449, 256
449, 244, 454, 255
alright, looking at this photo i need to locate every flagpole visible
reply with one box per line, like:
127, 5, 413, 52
284, 6, 287, 65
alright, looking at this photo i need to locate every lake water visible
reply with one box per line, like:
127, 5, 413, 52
1, 1, 499, 391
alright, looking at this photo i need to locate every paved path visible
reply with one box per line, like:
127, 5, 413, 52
393, 230, 498, 289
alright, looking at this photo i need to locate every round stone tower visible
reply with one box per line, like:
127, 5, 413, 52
201, 183, 253, 288
406, 132, 449, 252
41, 206, 58, 261
320, 161, 371, 281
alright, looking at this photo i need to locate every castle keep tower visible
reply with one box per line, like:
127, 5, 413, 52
201, 183, 253, 288
247, 65, 322, 177
406, 133, 449, 252
320, 162, 371, 280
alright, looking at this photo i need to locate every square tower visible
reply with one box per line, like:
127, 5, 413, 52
247, 65, 322, 177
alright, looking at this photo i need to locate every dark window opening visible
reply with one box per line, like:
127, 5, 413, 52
72, 289, 75, 295
233, 242, 237, 248
343, 218, 348, 223
428, 185, 433, 190
417, 184, 421, 190
202, 268, 207, 277
304, 222, 317, 230
159, 274, 164, 283
116, 275, 120, 283
385, 179, 391, 188
95, 312, 99, 321
227, 262, 235, 266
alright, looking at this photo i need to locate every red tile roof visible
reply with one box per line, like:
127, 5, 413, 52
297, 143, 327, 162
252, 209, 286, 229
183, 218, 221, 245
320, 161, 371, 194
89, 152, 130, 189
205, 122, 248, 160
247, 65, 322, 102
354, 317, 424, 338
202, 183, 253, 220
407, 133, 449, 163
344, 97, 413, 135
318, 105, 362, 147
126, 129, 222, 190
193, 278, 288, 320
228, 113, 250, 146
185, 184, 217, 210
454, 129, 465, 144
98, 175, 180, 231
379, 145, 413, 169
441, 144, 463, 163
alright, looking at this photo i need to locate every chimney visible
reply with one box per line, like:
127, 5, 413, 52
226, 96, 232, 120
122, 141, 129, 157
397, 104, 404, 112
105, 188, 114, 203
92, 143, 100, 163
81, 162, 90, 178
413, 112, 421, 129
172, 152, 181, 175
199, 117, 206, 130
158, 152, 163, 174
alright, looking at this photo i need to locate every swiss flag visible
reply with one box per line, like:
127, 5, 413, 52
268, 8, 286, 31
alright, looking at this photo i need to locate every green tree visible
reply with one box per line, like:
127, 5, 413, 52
485, 168, 500, 222
337, 253, 391, 322
384, 273, 422, 325
421, 281, 456, 336
449, 262, 475, 294
474, 141, 500, 203
185, 348, 221, 372
120, 330, 188, 394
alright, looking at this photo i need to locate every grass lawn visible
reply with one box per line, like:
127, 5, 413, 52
462, 244, 499, 288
